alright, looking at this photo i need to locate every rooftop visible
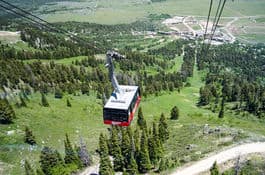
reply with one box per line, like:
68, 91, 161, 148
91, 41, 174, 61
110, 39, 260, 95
104, 85, 139, 110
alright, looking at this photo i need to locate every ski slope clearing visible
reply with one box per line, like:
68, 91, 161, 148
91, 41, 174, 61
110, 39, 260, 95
171, 142, 265, 175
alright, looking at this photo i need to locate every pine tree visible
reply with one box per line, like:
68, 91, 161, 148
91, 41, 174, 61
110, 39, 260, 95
54, 88, 63, 99
110, 127, 124, 171
99, 133, 109, 157
159, 113, 169, 143
36, 169, 45, 175
55, 150, 64, 166
99, 133, 114, 175
137, 130, 152, 173
121, 128, 131, 167
24, 126, 36, 145
41, 93, 49, 107
152, 122, 163, 159
198, 86, 212, 106
170, 106, 179, 120
127, 152, 138, 175
210, 161, 219, 175
137, 107, 147, 130
218, 98, 225, 118
134, 127, 141, 153
218, 105, 224, 119
20, 95, 27, 107
134, 126, 141, 168
149, 122, 163, 166
64, 134, 81, 167
24, 160, 35, 175
66, 98, 72, 107
148, 135, 156, 165
39, 147, 62, 175
0, 98, 16, 124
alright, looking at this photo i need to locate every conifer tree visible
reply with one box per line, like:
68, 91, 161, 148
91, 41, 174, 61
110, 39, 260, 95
64, 134, 81, 167
210, 161, 219, 175
54, 88, 63, 99
99, 133, 114, 175
20, 95, 27, 107
148, 135, 156, 165
25, 160, 35, 175
127, 126, 135, 155
137, 130, 152, 173
67, 98, 72, 107
24, 126, 36, 145
127, 152, 138, 175
170, 106, 179, 120
134, 127, 141, 153
137, 107, 147, 130
152, 122, 163, 159
36, 169, 45, 175
218, 98, 225, 118
110, 127, 123, 171
39, 147, 62, 175
99, 133, 109, 156
149, 122, 163, 165
0, 98, 16, 124
55, 150, 64, 166
41, 93, 49, 107
134, 126, 141, 168
121, 128, 131, 167
127, 126, 134, 146
159, 113, 169, 143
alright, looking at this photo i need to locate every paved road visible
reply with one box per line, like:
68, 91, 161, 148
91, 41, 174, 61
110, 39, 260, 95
170, 142, 265, 175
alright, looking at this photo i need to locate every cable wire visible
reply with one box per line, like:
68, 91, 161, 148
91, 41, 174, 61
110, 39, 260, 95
204, 0, 213, 40
0, 0, 103, 52
200, 0, 227, 62
210, 0, 227, 42
210, 0, 222, 36
0, 4, 59, 32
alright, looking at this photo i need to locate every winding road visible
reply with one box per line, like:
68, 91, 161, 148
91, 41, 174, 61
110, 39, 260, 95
78, 142, 265, 175
170, 142, 265, 175
79, 163, 99, 175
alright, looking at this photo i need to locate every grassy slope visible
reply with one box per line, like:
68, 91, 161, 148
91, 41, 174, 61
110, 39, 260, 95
2, 53, 265, 174
41, 0, 265, 24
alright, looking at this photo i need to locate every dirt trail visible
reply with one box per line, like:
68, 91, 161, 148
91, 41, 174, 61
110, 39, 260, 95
78, 164, 99, 175
170, 142, 265, 175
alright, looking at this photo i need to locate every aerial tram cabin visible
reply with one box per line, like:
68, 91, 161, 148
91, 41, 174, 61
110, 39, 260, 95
103, 85, 141, 126
103, 51, 141, 126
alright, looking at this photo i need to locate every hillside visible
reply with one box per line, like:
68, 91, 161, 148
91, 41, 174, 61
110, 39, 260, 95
0, 0, 265, 175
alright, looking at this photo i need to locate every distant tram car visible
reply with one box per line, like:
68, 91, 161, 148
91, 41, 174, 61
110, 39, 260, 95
103, 51, 141, 126
103, 86, 141, 126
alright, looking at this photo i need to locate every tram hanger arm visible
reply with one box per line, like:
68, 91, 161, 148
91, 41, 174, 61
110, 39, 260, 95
105, 51, 125, 95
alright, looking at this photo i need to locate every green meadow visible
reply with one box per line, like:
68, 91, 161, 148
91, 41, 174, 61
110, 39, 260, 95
1, 53, 265, 174
40, 0, 265, 24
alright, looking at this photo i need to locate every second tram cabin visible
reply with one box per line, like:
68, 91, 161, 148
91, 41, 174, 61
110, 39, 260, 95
103, 85, 141, 126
